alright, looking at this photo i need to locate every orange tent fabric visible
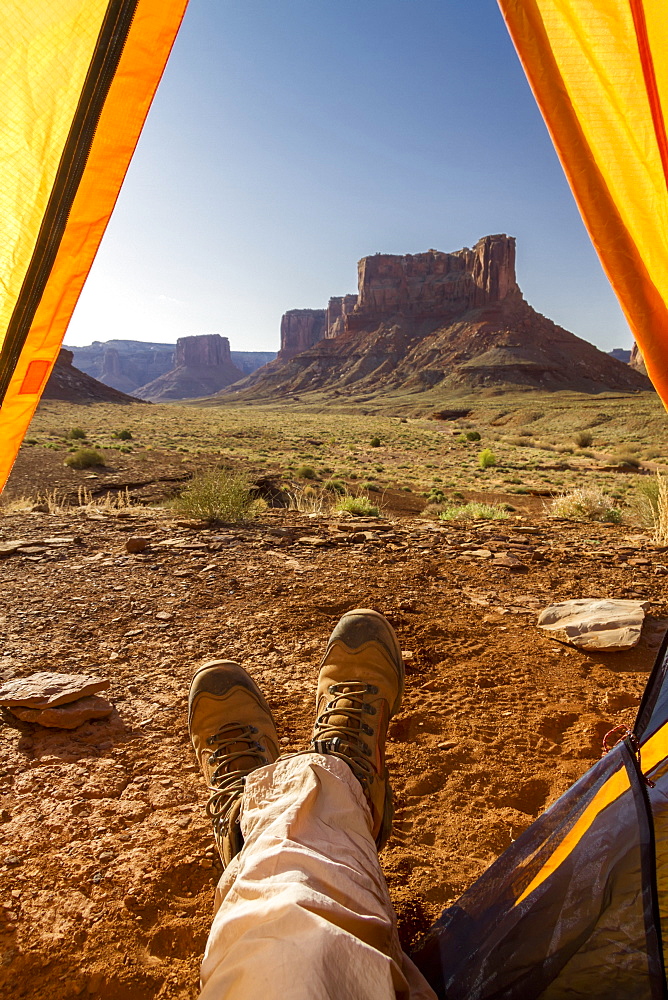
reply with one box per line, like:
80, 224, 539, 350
0, 0, 188, 492
498, 0, 668, 406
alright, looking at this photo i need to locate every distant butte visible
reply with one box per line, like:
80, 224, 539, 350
135, 334, 244, 401
220, 235, 652, 399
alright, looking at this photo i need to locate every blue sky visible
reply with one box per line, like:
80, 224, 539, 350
65, 0, 632, 354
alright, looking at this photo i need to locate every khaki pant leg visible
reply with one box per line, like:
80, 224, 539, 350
199, 753, 436, 1000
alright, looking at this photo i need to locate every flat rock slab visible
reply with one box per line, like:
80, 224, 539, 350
0, 671, 110, 708
0, 541, 29, 557
537, 599, 650, 651
10, 695, 113, 729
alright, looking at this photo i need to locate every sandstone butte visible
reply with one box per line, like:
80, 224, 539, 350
65, 340, 276, 395
134, 334, 244, 401
218, 235, 653, 400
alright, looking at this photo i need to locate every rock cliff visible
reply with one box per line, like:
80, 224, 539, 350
222, 235, 653, 400
68, 339, 275, 393
43, 350, 140, 403
135, 335, 244, 401
630, 342, 648, 376
278, 310, 327, 362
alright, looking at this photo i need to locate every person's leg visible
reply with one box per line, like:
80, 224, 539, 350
189, 610, 437, 1000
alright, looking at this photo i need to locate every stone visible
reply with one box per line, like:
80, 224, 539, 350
155, 611, 173, 621
493, 553, 528, 571
537, 599, 649, 651
0, 541, 29, 557
0, 671, 109, 708
9, 695, 113, 729
125, 536, 148, 554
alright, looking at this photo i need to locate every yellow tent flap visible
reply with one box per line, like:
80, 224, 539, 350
0, 0, 188, 492
498, 0, 668, 406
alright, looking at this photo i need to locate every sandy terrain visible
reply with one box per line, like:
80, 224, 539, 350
1, 493, 666, 998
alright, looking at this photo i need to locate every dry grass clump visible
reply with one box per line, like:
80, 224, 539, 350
0, 486, 137, 516
549, 487, 621, 523
333, 494, 381, 517
287, 486, 333, 515
64, 447, 105, 469
439, 501, 508, 522
171, 469, 262, 524
573, 430, 593, 448
634, 473, 668, 543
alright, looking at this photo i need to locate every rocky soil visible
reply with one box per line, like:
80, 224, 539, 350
1, 503, 667, 998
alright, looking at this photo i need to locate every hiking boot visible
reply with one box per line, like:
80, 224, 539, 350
311, 609, 404, 850
188, 660, 280, 867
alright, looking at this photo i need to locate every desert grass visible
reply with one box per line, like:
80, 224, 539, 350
64, 447, 105, 469
439, 501, 509, 521
287, 486, 333, 515
634, 473, 668, 543
548, 487, 622, 523
15, 392, 668, 513
171, 469, 263, 524
333, 494, 381, 517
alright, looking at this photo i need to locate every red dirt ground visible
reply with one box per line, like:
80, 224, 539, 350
1, 497, 666, 998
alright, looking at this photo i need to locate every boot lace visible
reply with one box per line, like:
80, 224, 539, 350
311, 681, 378, 792
205, 723, 267, 835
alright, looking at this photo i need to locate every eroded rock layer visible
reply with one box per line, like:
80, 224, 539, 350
223, 235, 652, 399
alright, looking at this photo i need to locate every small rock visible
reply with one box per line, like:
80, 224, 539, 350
493, 553, 528, 572
0, 671, 109, 708
10, 695, 113, 729
537, 598, 649, 651
125, 536, 148, 554
155, 611, 173, 622
0, 541, 29, 557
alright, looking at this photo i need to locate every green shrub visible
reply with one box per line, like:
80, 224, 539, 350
370, 436, 381, 447
426, 487, 446, 504
465, 430, 481, 441
171, 469, 261, 523
68, 427, 86, 440
478, 448, 496, 469
439, 502, 509, 522
613, 452, 641, 469
574, 429, 593, 448
333, 495, 380, 517
64, 448, 105, 469
296, 464, 317, 479
361, 482, 381, 492
323, 479, 346, 494
113, 429, 133, 441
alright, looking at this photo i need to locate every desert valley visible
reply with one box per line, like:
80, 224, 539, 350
2, 236, 667, 999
